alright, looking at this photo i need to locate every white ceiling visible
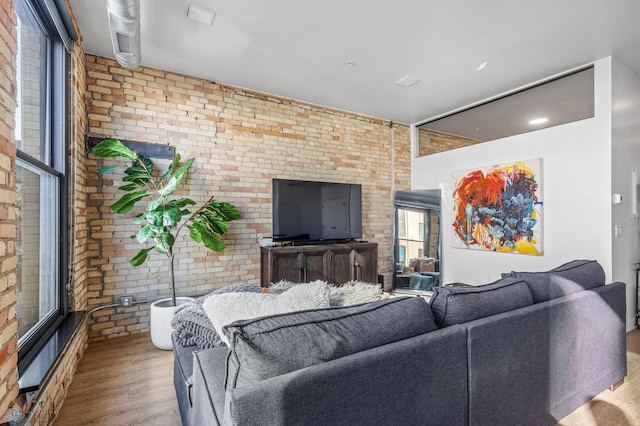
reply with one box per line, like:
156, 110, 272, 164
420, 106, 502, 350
69, 0, 640, 125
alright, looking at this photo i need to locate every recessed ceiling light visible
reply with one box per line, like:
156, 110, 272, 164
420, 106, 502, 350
475, 61, 488, 71
395, 75, 420, 87
529, 118, 549, 125
187, 3, 216, 25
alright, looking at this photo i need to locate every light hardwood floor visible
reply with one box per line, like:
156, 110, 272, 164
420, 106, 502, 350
54, 333, 181, 425
55, 330, 640, 425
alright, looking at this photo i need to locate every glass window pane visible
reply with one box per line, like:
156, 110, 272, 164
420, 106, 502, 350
15, 1, 49, 165
15, 159, 59, 343
398, 210, 406, 238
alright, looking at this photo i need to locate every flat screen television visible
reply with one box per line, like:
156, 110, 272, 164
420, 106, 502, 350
272, 178, 362, 243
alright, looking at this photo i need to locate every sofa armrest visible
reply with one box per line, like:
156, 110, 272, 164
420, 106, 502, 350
466, 281, 626, 426
191, 347, 229, 426
223, 325, 469, 426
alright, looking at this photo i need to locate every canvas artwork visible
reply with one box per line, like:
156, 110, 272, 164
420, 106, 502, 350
451, 158, 543, 255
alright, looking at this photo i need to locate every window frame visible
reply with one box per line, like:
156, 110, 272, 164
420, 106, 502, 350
15, 0, 70, 372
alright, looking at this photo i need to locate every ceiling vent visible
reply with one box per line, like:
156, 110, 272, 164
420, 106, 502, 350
106, 0, 141, 69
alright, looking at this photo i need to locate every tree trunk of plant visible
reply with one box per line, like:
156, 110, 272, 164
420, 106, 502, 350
169, 250, 176, 306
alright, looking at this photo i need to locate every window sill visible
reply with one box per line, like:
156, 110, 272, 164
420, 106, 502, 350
18, 312, 85, 393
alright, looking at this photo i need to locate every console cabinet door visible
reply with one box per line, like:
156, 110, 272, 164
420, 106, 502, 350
351, 245, 378, 283
261, 243, 378, 287
325, 248, 353, 284
263, 250, 302, 285
301, 249, 326, 282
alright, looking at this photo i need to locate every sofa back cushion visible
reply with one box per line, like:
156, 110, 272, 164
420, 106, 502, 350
430, 278, 533, 327
503, 259, 605, 303
224, 296, 438, 389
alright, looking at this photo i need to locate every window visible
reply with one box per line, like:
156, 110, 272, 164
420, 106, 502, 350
15, 0, 70, 369
398, 210, 406, 239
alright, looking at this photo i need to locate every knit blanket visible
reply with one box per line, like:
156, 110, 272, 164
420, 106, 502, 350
171, 283, 262, 349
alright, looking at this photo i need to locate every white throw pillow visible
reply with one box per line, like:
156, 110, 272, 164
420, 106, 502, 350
203, 280, 330, 345
329, 281, 383, 306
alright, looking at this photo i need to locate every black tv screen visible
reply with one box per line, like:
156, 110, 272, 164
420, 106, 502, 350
272, 179, 362, 243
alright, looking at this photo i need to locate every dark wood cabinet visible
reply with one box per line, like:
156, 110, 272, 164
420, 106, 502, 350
260, 242, 378, 287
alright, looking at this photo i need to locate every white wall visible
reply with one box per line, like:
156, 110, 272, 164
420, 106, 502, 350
411, 58, 614, 289
611, 58, 640, 331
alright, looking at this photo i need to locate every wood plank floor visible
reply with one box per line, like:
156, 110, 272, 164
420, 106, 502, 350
54, 333, 181, 425
55, 330, 640, 425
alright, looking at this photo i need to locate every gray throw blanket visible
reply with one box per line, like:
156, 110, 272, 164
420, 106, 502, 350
171, 283, 262, 349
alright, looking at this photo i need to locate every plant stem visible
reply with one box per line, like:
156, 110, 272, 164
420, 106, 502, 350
168, 249, 176, 306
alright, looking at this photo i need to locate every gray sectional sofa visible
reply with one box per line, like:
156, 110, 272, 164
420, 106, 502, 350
172, 260, 627, 426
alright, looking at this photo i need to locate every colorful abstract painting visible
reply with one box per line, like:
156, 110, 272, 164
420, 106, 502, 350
451, 159, 543, 255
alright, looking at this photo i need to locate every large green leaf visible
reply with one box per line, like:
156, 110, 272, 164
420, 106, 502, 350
200, 228, 225, 251
187, 223, 202, 242
119, 182, 144, 191
110, 190, 149, 214
199, 212, 228, 235
121, 156, 153, 189
136, 224, 154, 244
149, 224, 166, 234
189, 221, 225, 251
92, 139, 137, 161
147, 196, 165, 212
122, 172, 150, 181
130, 247, 154, 266
154, 232, 175, 254
145, 210, 164, 228
133, 213, 145, 224
160, 153, 181, 181
137, 155, 154, 174
206, 200, 241, 221
166, 198, 196, 209
163, 206, 185, 227
159, 158, 194, 197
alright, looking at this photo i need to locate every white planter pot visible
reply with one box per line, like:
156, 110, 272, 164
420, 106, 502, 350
150, 297, 194, 350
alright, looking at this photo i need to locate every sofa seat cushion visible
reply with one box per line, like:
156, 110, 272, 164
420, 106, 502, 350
503, 259, 605, 303
224, 296, 438, 389
430, 277, 533, 327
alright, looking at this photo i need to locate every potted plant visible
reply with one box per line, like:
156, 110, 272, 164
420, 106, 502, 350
92, 139, 240, 349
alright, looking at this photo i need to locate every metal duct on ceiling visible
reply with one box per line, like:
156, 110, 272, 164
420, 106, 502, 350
106, 0, 140, 69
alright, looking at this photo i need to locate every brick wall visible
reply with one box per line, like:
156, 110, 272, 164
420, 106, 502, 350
68, 39, 89, 313
0, 0, 19, 419
85, 55, 412, 340
418, 127, 481, 156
